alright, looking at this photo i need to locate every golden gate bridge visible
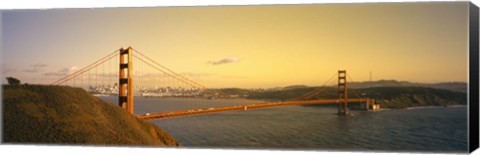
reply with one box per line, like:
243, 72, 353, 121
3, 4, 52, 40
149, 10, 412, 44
50, 47, 380, 120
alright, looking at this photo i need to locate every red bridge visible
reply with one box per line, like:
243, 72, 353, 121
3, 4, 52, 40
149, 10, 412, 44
137, 99, 376, 120
51, 47, 380, 121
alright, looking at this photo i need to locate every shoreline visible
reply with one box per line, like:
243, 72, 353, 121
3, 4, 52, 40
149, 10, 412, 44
403, 104, 467, 110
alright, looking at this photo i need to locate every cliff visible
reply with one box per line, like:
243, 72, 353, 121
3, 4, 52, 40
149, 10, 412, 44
2, 85, 180, 146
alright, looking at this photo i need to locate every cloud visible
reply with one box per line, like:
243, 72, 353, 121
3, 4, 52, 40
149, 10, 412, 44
1, 64, 17, 74
23, 63, 48, 73
44, 66, 79, 76
208, 57, 240, 65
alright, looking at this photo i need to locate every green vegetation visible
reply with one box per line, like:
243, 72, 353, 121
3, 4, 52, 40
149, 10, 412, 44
2, 85, 180, 146
347, 80, 467, 93
244, 86, 466, 109
356, 87, 467, 109
6, 77, 21, 85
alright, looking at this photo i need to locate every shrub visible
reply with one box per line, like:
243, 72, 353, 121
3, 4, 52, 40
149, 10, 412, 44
6, 77, 21, 85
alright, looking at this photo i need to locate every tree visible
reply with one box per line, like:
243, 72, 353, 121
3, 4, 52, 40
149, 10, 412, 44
6, 77, 21, 85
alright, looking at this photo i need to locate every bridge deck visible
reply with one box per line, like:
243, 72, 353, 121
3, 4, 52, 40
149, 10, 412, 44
137, 98, 370, 120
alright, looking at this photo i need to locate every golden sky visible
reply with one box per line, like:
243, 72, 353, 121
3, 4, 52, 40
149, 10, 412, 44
2, 2, 469, 88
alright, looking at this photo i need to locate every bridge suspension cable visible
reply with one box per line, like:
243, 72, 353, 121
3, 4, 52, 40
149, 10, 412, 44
132, 48, 248, 99
132, 48, 206, 89
288, 72, 338, 101
346, 73, 365, 99
51, 49, 119, 85
132, 54, 204, 90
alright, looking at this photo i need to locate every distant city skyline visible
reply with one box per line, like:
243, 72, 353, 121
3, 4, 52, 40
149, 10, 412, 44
1, 2, 469, 88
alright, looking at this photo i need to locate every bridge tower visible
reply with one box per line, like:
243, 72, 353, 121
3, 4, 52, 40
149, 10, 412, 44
119, 47, 134, 114
338, 70, 348, 115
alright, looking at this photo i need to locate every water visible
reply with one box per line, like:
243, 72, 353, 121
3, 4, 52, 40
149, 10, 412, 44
100, 96, 468, 153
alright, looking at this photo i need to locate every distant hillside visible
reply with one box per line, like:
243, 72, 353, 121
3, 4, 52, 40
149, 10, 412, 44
212, 88, 251, 96
355, 86, 467, 109
247, 86, 467, 109
248, 87, 336, 101
2, 85, 180, 146
283, 85, 309, 90
347, 80, 467, 93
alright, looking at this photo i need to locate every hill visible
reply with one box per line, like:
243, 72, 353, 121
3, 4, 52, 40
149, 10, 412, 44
247, 86, 467, 109
248, 87, 336, 101
355, 86, 467, 109
347, 80, 467, 93
2, 85, 180, 146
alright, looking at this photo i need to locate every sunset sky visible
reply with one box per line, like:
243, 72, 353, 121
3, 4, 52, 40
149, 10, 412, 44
1, 2, 469, 88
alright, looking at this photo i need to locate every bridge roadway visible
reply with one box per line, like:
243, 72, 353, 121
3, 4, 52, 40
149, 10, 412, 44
137, 98, 371, 120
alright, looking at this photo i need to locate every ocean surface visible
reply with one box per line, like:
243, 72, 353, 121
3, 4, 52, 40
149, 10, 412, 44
99, 96, 468, 153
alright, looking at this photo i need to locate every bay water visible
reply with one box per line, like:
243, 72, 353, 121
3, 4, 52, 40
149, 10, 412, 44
99, 96, 468, 153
